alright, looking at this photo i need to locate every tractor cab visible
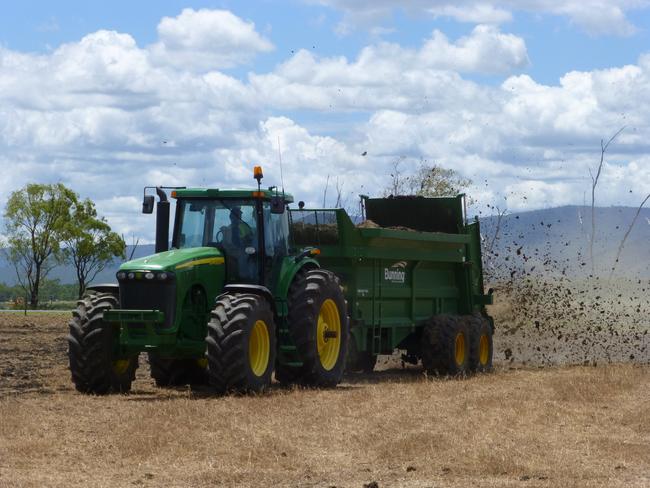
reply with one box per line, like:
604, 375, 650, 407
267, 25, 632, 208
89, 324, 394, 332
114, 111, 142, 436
142, 166, 294, 287
170, 188, 292, 285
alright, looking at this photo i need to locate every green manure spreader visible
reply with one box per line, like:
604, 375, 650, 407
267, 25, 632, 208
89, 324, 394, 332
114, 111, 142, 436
68, 167, 494, 395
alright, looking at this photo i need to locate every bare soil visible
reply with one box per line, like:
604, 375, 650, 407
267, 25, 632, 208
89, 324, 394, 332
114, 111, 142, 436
1, 312, 649, 487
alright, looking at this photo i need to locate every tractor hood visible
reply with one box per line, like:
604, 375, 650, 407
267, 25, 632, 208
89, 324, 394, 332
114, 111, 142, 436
119, 247, 224, 272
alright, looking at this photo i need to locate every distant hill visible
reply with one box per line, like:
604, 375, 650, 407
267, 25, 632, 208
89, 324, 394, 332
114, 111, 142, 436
480, 205, 650, 279
0, 244, 156, 286
1, 205, 648, 286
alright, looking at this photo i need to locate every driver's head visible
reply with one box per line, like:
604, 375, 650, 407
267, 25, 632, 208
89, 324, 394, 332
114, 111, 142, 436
230, 207, 242, 221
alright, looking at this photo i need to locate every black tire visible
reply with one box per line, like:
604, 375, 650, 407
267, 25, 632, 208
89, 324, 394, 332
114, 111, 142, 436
421, 315, 470, 376
468, 315, 494, 373
67, 292, 137, 394
346, 335, 377, 373
284, 269, 350, 387
206, 293, 276, 394
148, 354, 207, 387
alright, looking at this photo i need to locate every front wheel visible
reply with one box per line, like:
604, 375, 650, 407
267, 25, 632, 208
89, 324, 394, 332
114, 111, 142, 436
285, 269, 350, 387
67, 292, 137, 394
206, 293, 276, 394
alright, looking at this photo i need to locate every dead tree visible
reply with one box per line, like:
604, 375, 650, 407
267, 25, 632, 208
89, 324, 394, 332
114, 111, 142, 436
609, 193, 650, 278
589, 126, 625, 274
322, 174, 330, 208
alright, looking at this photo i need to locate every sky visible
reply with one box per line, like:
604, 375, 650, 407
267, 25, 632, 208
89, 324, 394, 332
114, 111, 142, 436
1, 0, 650, 241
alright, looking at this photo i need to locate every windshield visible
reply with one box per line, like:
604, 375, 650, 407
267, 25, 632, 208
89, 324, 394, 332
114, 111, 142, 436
175, 199, 258, 249
174, 198, 260, 283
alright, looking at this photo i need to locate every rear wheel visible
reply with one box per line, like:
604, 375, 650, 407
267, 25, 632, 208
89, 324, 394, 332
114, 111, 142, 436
421, 315, 469, 376
148, 354, 207, 386
469, 315, 493, 373
283, 269, 349, 387
206, 293, 276, 393
67, 292, 138, 394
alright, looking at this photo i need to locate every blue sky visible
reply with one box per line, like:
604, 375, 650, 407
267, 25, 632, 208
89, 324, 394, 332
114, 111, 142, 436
4, 1, 649, 83
1, 1, 650, 239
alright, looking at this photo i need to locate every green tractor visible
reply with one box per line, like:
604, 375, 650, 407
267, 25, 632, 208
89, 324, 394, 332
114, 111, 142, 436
67, 167, 349, 394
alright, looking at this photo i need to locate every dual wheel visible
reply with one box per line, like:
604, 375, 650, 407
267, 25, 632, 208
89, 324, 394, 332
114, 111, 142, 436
421, 314, 493, 376
68, 270, 349, 395
206, 269, 349, 393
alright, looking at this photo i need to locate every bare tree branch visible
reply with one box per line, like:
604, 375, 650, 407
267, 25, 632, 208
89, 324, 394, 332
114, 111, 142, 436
589, 126, 625, 274
322, 174, 330, 208
609, 193, 650, 278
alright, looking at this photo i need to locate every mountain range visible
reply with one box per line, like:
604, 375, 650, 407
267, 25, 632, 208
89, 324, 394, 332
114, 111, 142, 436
1, 205, 648, 286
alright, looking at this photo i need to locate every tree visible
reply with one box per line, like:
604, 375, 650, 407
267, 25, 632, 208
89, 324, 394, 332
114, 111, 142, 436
384, 157, 472, 198
65, 198, 126, 299
588, 126, 625, 274
3, 183, 77, 307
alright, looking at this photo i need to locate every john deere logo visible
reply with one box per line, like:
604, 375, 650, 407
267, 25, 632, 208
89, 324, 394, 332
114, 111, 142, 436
384, 261, 407, 284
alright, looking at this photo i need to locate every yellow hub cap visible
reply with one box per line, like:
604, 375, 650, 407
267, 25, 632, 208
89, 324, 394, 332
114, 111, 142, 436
112, 359, 130, 375
317, 299, 341, 371
454, 333, 466, 366
249, 320, 270, 377
479, 335, 490, 365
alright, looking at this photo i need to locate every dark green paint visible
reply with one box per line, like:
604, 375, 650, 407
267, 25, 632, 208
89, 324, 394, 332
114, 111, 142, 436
102, 187, 491, 366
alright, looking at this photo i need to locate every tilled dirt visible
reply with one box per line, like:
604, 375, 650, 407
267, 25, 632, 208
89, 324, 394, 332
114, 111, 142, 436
0, 314, 70, 395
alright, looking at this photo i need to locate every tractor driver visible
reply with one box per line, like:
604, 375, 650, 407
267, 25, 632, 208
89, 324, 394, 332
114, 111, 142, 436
219, 206, 257, 281
221, 206, 254, 248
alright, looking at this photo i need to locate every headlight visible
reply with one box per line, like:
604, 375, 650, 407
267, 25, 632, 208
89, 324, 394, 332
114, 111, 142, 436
158, 272, 168, 280
116, 271, 126, 280
145, 272, 155, 280
127, 272, 135, 280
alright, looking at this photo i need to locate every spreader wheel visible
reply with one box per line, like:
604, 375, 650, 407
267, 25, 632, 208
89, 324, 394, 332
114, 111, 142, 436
421, 315, 470, 376
469, 315, 493, 373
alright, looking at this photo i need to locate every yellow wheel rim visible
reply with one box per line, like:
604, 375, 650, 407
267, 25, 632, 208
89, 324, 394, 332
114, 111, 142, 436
112, 358, 130, 375
196, 358, 208, 369
249, 320, 270, 377
479, 335, 490, 366
454, 333, 466, 366
317, 299, 342, 371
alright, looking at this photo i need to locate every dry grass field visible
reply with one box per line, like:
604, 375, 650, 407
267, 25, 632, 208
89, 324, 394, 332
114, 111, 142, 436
1, 312, 650, 488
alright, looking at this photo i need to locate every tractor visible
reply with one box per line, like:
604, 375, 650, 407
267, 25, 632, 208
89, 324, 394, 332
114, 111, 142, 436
68, 166, 349, 394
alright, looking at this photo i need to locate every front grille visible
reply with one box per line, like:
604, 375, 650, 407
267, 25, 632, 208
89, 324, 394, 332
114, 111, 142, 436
119, 281, 177, 328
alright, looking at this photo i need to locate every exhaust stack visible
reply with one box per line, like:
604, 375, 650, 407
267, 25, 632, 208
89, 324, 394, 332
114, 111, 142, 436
155, 187, 170, 253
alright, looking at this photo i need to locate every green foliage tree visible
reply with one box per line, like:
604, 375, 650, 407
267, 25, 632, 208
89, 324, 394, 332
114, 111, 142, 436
3, 183, 77, 307
65, 198, 126, 299
384, 157, 472, 198
36, 278, 78, 303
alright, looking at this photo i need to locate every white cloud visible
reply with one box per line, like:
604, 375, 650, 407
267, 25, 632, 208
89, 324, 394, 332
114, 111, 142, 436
250, 25, 526, 112
149, 8, 274, 71
314, 0, 648, 36
1, 7, 650, 243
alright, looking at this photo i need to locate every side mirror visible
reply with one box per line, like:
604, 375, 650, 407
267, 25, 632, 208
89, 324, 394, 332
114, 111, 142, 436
142, 195, 154, 214
271, 196, 285, 214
